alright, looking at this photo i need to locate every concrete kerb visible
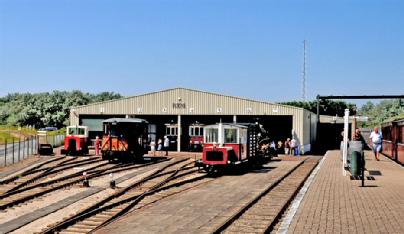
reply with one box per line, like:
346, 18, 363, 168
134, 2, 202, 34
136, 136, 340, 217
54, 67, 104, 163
277, 151, 329, 234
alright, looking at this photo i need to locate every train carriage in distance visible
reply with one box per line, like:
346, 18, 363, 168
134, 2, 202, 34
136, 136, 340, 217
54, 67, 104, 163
189, 123, 204, 152
164, 123, 178, 151
200, 122, 272, 173
381, 118, 404, 165
61, 125, 89, 156
101, 118, 149, 161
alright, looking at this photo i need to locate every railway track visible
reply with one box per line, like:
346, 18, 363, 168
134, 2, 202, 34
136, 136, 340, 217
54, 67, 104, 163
0, 157, 168, 210
213, 157, 320, 234
41, 158, 210, 234
0, 156, 71, 185
0, 156, 103, 194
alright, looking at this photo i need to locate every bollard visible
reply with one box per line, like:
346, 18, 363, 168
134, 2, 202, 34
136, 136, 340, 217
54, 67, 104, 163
82, 172, 90, 187
109, 173, 116, 189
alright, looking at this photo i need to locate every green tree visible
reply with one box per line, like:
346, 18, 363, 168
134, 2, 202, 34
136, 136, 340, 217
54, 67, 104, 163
357, 100, 404, 127
279, 100, 355, 116
0, 90, 122, 128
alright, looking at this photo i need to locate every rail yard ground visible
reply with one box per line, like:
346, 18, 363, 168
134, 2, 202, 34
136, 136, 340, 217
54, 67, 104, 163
0, 150, 403, 234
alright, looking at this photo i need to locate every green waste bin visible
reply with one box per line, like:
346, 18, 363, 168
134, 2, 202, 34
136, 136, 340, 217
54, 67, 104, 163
350, 151, 361, 176
348, 141, 363, 167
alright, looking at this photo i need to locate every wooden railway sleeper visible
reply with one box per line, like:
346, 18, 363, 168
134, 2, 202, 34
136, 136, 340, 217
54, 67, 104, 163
40, 158, 191, 233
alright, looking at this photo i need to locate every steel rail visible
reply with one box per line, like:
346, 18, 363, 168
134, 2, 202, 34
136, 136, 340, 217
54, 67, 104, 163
0, 156, 68, 185
41, 158, 192, 234
0, 158, 168, 210
3, 157, 102, 194
212, 159, 307, 234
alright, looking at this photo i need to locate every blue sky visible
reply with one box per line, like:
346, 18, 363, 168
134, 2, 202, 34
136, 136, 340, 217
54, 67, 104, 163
0, 0, 403, 104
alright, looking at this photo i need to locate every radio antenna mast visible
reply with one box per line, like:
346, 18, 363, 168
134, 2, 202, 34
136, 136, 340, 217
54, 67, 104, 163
302, 40, 307, 101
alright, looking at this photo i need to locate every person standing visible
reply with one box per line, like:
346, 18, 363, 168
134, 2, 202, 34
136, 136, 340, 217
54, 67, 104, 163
353, 128, 365, 147
369, 127, 382, 161
164, 136, 170, 156
277, 140, 283, 154
150, 140, 156, 156
157, 138, 163, 156
290, 138, 297, 155
284, 138, 291, 155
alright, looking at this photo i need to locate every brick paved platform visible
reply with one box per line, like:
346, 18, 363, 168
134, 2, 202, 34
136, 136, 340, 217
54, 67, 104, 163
285, 150, 404, 234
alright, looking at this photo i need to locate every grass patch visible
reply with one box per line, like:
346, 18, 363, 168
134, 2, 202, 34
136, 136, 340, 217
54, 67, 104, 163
0, 125, 65, 144
0, 131, 19, 144
46, 128, 65, 136
0, 125, 37, 144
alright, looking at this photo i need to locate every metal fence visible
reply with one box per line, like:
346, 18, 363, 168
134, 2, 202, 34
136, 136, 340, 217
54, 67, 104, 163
0, 134, 65, 167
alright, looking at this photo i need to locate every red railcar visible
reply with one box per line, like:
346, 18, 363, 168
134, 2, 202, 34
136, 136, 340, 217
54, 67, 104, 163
189, 123, 204, 152
61, 126, 89, 156
200, 122, 271, 173
381, 119, 404, 165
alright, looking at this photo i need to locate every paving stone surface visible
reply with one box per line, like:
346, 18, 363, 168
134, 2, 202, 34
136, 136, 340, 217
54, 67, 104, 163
287, 150, 404, 234
95, 159, 303, 234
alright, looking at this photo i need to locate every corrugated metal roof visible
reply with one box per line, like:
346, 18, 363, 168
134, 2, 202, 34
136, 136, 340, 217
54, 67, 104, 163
72, 87, 305, 111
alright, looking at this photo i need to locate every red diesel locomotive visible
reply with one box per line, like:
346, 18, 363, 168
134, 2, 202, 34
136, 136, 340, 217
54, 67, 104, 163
200, 122, 272, 173
61, 125, 89, 156
381, 118, 404, 165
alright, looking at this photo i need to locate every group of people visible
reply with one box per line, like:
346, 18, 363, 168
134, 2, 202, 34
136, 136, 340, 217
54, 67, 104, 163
283, 138, 298, 155
274, 138, 298, 156
150, 136, 170, 156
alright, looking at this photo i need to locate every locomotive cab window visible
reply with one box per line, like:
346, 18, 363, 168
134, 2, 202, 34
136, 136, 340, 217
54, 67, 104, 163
77, 128, 85, 135
205, 128, 219, 143
67, 127, 86, 136
224, 128, 237, 143
239, 128, 247, 144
